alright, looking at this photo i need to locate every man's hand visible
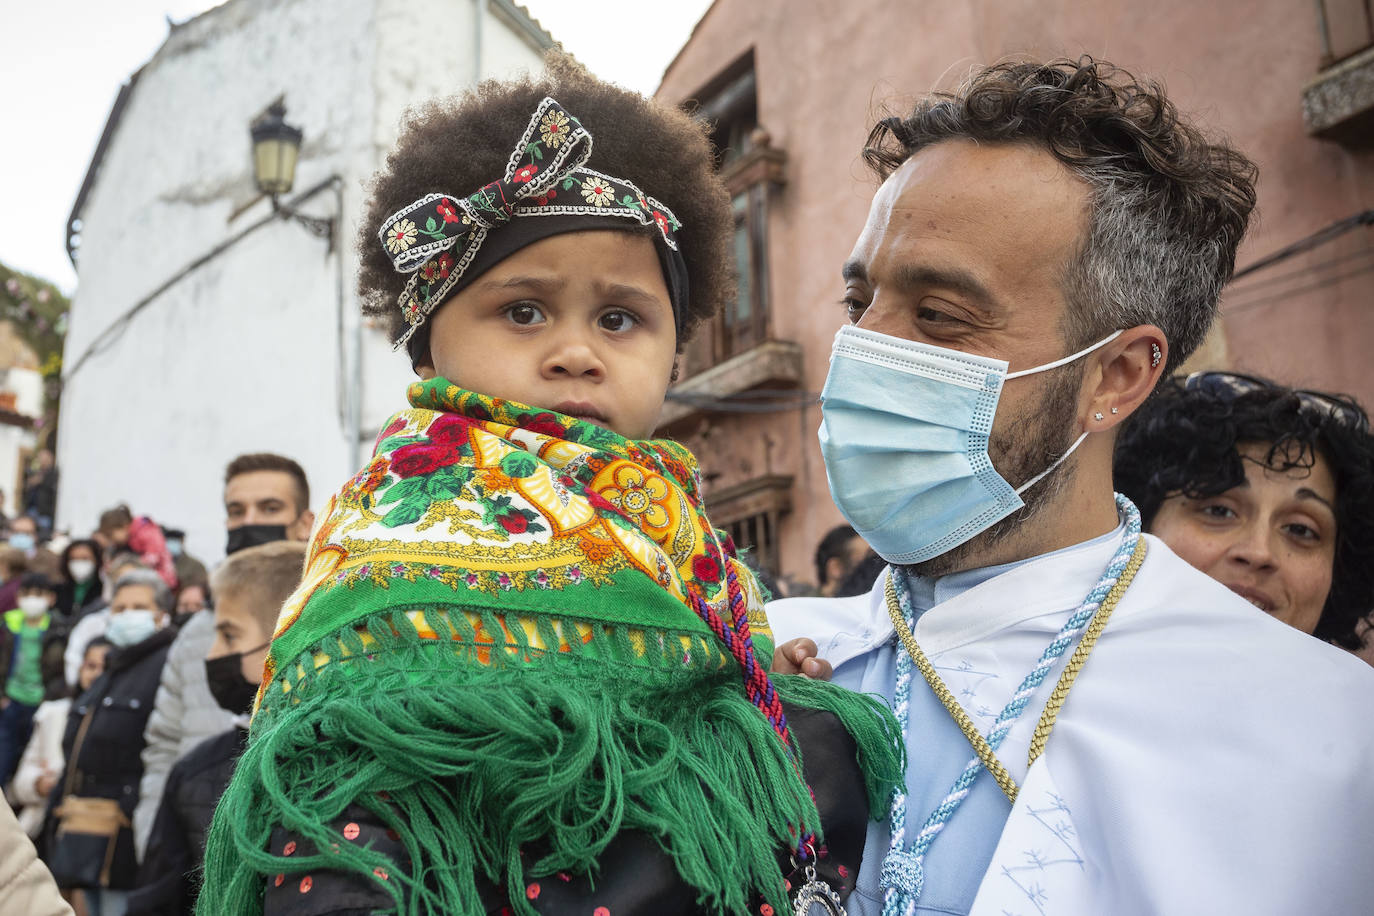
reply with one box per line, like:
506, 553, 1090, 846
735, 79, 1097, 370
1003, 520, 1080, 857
36, 771, 57, 797
770, 638, 834, 680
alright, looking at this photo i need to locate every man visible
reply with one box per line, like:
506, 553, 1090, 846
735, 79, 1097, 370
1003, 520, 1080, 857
134, 453, 313, 857
130, 540, 306, 915
771, 58, 1374, 914
813, 524, 873, 598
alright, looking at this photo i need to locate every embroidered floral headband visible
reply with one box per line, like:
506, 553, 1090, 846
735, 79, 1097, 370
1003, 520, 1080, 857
377, 97, 686, 352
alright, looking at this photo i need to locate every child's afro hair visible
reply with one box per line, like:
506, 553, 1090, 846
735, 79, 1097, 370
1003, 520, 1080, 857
358, 54, 734, 350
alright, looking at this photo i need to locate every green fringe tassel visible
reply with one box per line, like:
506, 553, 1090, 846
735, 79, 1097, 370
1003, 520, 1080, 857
198, 608, 902, 916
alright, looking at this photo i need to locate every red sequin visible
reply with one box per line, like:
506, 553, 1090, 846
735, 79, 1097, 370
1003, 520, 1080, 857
299, 876, 313, 894
273, 874, 284, 887
760, 905, 774, 916
343, 822, 361, 840
282, 840, 297, 856
526, 882, 540, 900
374, 867, 389, 881
594, 908, 611, 916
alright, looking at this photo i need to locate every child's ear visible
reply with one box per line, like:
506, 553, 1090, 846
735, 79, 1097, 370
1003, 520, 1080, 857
414, 349, 437, 380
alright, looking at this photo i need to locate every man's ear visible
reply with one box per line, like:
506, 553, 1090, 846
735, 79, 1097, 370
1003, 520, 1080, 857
290, 510, 315, 542
1083, 325, 1167, 430
825, 555, 846, 587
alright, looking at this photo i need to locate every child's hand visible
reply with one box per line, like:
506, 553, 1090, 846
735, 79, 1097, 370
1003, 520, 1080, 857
771, 638, 833, 680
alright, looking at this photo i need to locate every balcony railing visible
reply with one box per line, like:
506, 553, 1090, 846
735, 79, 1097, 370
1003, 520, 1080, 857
1317, 0, 1374, 67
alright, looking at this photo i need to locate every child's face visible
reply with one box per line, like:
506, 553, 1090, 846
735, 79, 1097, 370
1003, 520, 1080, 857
210, 592, 271, 686
418, 230, 677, 440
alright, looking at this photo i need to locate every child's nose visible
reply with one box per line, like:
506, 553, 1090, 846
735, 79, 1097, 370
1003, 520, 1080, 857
542, 337, 606, 380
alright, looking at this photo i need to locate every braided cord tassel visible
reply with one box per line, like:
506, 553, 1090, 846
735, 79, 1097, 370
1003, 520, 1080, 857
881, 495, 1142, 913
687, 563, 817, 858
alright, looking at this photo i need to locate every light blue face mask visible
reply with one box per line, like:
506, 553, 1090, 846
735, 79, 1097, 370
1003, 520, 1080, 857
818, 325, 1122, 564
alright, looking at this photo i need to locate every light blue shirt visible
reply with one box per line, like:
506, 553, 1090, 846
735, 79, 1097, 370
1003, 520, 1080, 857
833, 524, 1123, 916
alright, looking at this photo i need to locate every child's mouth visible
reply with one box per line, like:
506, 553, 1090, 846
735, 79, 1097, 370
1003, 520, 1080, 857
553, 401, 610, 428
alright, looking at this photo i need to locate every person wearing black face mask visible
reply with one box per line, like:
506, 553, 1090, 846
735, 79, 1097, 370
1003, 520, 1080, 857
129, 540, 306, 916
134, 453, 314, 859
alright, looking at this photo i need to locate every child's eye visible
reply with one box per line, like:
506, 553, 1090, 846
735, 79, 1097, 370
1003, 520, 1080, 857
599, 310, 638, 332
505, 303, 546, 326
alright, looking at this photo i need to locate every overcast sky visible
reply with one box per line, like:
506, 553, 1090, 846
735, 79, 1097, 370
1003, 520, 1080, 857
0, 0, 713, 294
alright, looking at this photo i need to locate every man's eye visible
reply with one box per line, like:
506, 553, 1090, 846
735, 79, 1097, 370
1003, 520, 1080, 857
506, 303, 545, 325
599, 310, 638, 332
840, 297, 868, 323
916, 306, 962, 325
1199, 503, 1236, 520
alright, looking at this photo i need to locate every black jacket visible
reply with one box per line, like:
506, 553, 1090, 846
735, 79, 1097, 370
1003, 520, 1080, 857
50, 626, 175, 890
128, 726, 248, 916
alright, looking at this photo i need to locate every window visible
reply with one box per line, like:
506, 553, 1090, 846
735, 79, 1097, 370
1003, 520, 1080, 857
724, 510, 781, 579
687, 51, 785, 367
1317, 0, 1374, 66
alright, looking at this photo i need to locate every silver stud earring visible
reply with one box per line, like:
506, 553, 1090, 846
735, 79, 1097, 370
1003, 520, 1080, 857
1150, 343, 1162, 369
1110, 407, 1120, 415
1094, 411, 1105, 421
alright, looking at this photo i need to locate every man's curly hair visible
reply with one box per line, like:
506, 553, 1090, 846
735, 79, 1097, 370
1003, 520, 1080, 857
863, 57, 1258, 373
1114, 377, 1374, 649
358, 54, 732, 349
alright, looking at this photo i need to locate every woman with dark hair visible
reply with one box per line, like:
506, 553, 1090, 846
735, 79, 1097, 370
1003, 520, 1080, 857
1114, 372, 1374, 652
56, 539, 104, 621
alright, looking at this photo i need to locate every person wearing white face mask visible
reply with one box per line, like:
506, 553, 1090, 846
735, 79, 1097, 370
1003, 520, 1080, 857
47, 569, 175, 916
0, 573, 62, 785
56, 539, 105, 621
769, 58, 1374, 916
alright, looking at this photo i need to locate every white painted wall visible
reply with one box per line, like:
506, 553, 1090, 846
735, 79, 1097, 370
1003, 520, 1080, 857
58, 0, 550, 563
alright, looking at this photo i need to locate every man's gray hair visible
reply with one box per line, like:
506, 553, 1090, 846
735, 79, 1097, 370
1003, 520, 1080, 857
113, 567, 174, 613
863, 57, 1258, 373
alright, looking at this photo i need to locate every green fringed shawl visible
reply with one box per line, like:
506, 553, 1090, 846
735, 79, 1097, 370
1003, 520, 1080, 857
199, 380, 901, 915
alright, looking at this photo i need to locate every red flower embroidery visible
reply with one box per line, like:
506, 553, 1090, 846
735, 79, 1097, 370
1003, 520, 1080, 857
537, 188, 558, 206
435, 199, 461, 223
437, 252, 454, 278
498, 512, 530, 535
420, 259, 443, 282
390, 443, 462, 478
426, 414, 473, 444
653, 210, 669, 235
379, 416, 407, 440
523, 412, 570, 438
513, 164, 539, 183
692, 553, 722, 584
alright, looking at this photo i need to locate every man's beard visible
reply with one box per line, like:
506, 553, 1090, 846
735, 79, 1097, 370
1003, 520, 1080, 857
903, 364, 1083, 579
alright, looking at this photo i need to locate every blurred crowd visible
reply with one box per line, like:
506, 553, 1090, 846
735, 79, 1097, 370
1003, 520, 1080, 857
1, 452, 311, 916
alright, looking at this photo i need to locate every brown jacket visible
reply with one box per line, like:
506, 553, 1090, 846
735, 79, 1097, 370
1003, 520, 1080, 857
0, 794, 74, 916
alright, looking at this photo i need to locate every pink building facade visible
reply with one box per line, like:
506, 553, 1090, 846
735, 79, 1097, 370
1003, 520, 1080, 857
654, 0, 1374, 587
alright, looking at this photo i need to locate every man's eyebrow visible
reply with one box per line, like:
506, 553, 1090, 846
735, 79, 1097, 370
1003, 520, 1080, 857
892, 264, 998, 313
841, 259, 867, 283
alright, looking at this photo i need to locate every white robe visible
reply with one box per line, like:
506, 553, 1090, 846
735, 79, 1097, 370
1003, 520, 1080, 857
768, 533, 1374, 915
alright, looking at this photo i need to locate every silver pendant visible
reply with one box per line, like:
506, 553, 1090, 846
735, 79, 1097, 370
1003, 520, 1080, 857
792, 864, 846, 916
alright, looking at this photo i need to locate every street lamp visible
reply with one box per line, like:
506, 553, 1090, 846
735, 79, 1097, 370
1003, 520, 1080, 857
250, 101, 302, 197
249, 100, 332, 241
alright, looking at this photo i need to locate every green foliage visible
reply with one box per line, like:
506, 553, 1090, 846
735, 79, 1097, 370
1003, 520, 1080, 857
0, 261, 69, 444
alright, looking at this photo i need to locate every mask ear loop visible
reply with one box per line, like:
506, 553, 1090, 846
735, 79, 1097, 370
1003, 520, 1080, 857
1004, 329, 1124, 380
1014, 430, 1091, 496
1007, 330, 1124, 496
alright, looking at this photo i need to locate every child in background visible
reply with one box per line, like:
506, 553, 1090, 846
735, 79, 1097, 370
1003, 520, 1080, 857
201, 57, 900, 916
0, 572, 62, 784
130, 541, 306, 916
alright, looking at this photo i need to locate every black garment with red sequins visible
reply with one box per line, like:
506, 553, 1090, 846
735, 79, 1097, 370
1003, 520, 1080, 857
262, 703, 870, 915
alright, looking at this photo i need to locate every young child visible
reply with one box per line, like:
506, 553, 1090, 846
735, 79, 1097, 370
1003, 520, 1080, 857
0, 572, 62, 785
130, 541, 306, 916
201, 58, 900, 916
